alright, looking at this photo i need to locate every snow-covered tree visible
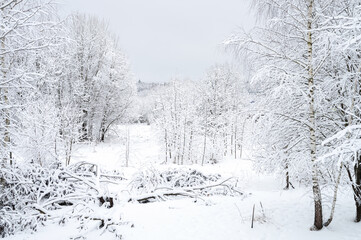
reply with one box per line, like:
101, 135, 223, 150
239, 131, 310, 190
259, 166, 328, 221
150, 64, 248, 166
223, 0, 358, 229
0, 0, 55, 165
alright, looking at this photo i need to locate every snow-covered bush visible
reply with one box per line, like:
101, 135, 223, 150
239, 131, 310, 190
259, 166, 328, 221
0, 161, 125, 237
0, 209, 46, 238
0, 164, 74, 236
130, 168, 221, 193
128, 167, 242, 203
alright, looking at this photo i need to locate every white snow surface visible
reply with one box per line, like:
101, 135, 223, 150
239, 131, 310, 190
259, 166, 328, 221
6, 124, 361, 240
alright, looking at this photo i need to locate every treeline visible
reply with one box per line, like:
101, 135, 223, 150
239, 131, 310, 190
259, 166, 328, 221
143, 64, 250, 165
0, 1, 135, 167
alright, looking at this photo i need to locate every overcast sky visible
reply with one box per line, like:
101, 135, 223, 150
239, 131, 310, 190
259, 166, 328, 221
59, 0, 255, 83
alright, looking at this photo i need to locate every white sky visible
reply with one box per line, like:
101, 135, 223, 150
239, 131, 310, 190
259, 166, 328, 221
59, 0, 255, 83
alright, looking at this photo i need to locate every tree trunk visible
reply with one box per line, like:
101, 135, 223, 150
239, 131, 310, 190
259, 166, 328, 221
202, 127, 207, 166
356, 201, 361, 223
307, 0, 323, 230
98, 111, 108, 142
239, 116, 247, 160
87, 107, 96, 141
1, 35, 12, 165
181, 122, 186, 165
164, 129, 168, 164
66, 138, 73, 166
354, 154, 361, 222
211, 133, 216, 162
231, 131, 234, 155
345, 164, 361, 223
100, 128, 106, 142
284, 161, 293, 190
234, 121, 237, 159
81, 109, 88, 141
223, 130, 227, 156
202, 108, 208, 166
188, 128, 193, 164
172, 132, 177, 164
168, 136, 172, 162
324, 163, 343, 226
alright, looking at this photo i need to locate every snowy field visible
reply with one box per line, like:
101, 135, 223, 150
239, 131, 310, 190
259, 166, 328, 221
6, 124, 361, 240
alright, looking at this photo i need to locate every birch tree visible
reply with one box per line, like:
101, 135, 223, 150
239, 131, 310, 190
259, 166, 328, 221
224, 0, 346, 230
0, 0, 55, 165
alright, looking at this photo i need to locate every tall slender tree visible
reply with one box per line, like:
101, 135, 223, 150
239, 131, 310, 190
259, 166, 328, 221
224, 0, 351, 229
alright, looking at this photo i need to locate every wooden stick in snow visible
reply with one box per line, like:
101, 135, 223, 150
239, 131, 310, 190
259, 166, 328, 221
251, 204, 255, 228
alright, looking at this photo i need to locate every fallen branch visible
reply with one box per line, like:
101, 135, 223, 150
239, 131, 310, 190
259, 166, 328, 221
128, 177, 242, 203
100, 174, 127, 181
128, 190, 198, 203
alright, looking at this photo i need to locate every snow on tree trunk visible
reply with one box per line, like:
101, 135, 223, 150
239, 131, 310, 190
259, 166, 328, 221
307, 0, 323, 230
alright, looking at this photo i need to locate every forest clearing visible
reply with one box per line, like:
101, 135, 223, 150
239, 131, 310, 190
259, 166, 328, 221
2, 0, 361, 239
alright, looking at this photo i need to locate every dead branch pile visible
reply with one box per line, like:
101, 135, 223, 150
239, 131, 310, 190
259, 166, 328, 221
128, 168, 243, 203
0, 161, 126, 237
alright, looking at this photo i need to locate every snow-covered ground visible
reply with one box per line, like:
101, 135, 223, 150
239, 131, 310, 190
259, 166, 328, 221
72, 124, 162, 170
6, 124, 361, 240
